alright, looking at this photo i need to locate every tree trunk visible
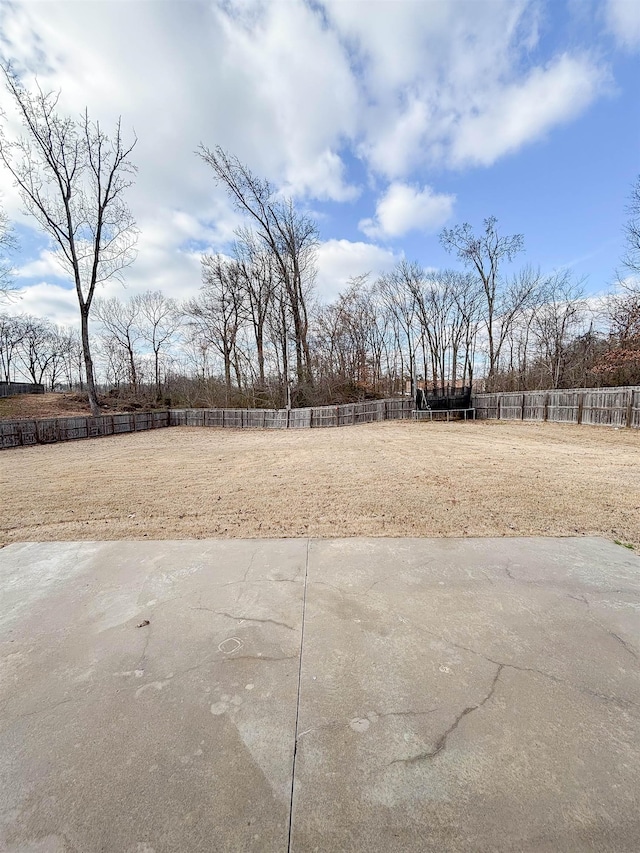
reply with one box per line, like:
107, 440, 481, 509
154, 348, 161, 396
223, 344, 232, 394
80, 308, 100, 416
128, 341, 138, 392
256, 329, 265, 386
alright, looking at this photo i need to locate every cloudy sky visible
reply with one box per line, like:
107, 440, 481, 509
0, 0, 639, 327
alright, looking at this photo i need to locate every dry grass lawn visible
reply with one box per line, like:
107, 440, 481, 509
1, 420, 639, 548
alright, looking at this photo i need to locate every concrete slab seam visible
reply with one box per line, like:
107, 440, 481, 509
286, 538, 310, 853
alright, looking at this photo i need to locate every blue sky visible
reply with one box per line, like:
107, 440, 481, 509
0, 0, 639, 327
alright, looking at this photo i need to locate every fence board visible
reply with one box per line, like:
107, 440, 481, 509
311, 406, 338, 427
289, 408, 312, 428
581, 388, 630, 427
473, 387, 640, 428
498, 392, 524, 420
523, 392, 546, 421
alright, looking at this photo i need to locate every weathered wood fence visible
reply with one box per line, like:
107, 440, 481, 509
0, 411, 171, 449
473, 386, 640, 429
2, 388, 639, 450
168, 399, 412, 430
0, 400, 413, 449
0, 381, 44, 397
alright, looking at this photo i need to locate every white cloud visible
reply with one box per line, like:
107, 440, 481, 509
3, 282, 79, 327
324, 0, 608, 177
606, 0, 640, 49
450, 54, 610, 167
315, 239, 400, 301
15, 249, 67, 280
359, 183, 455, 240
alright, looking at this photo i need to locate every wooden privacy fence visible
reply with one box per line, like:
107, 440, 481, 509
473, 386, 640, 429
0, 399, 413, 449
3, 388, 639, 449
0, 381, 44, 397
168, 399, 413, 430
0, 411, 171, 449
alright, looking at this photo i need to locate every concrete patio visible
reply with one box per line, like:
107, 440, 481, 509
0, 537, 638, 852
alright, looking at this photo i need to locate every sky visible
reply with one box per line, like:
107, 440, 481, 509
0, 0, 639, 328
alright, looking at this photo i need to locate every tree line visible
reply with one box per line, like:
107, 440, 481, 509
0, 66, 638, 409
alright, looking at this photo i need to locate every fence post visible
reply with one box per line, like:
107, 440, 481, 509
286, 408, 291, 429
497, 395, 502, 420
543, 393, 549, 422
626, 389, 635, 429
521, 393, 525, 421
577, 392, 584, 425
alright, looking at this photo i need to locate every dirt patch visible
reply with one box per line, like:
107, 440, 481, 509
0, 392, 97, 420
1, 420, 639, 548
0, 391, 146, 420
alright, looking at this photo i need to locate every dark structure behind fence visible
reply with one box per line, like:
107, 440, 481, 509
1, 387, 639, 450
0, 381, 45, 398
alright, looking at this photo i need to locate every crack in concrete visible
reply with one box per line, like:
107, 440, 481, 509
503, 563, 640, 603
296, 707, 439, 742
403, 622, 640, 710
1, 696, 77, 730
222, 576, 300, 588
390, 664, 504, 766
220, 552, 303, 588
373, 707, 439, 720
220, 653, 297, 664
566, 593, 638, 661
296, 720, 343, 741
312, 580, 347, 597
362, 573, 398, 596
191, 606, 296, 631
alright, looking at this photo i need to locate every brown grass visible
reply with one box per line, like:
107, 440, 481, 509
2, 420, 639, 548
0, 392, 98, 420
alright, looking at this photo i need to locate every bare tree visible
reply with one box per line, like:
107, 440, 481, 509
234, 230, 276, 387
47, 325, 76, 390
376, 261, 422, 396
0, 65, 138, 414
15, 314, 57, 386
136, 290, 181, 396
186, 256, 245, 398
440, 217, 526, 388
0, 202, 18, 301
622, 175, 640, 276
0, 312, 23, 381
93, 294, 142, 391
531, 271, 587, 388
313, 276, 377, 394
197, 146, 317, 388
